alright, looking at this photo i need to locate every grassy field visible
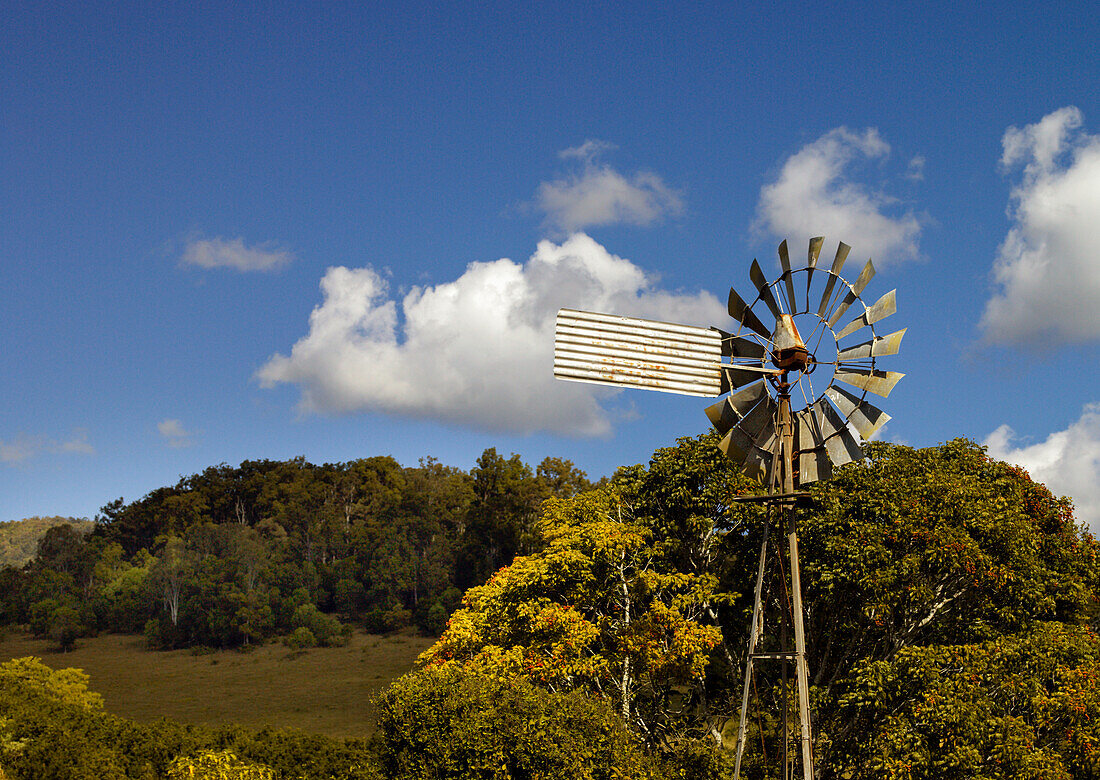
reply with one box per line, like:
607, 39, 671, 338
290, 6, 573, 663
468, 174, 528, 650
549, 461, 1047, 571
0, 628, 435, 738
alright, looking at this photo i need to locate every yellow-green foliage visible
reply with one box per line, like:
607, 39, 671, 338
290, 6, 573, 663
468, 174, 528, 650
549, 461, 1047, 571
420, 486, 722, 736
166, 749, 275, 780
0, 517, 92, 568
376, 664, 656, 780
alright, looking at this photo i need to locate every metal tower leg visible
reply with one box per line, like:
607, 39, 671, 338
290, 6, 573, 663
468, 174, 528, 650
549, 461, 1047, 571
732, 519, 769, 779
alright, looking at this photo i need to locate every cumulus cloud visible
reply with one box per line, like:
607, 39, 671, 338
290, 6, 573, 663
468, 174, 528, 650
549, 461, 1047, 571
157, 419, 194, 448
0, 430, 95, 464
984, 403, 1100, 532
979, 107, 1100, 347
535, 140, 684, 233
257, 234, 725, 436
181, 236, 293, 272
755, 127, 922, 266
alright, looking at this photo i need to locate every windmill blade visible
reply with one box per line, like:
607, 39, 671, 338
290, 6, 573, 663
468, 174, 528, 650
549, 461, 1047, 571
717, 393, 776, 472
834, 367, 905, 398
715, 330, 767, 359
554, 309, 724, 396
835, 289, 897, 339
742, 446, 772, 484
825, 385, 892, 440
705, 381, 767, 434
816, 398, 864, 467
750, 259, 783, 319
796, 407, 832, 484
835, 329, 906, 361
778, 241, 798, 314
825, 259, 877, 328
721, 364, 783, 393
816, 241, 851, 318
805, 236, 824, 311
728, 287, 771, 339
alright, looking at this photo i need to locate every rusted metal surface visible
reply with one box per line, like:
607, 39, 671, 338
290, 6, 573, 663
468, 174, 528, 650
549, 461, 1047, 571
554, 308, 723, 397
771, 314, 810, 371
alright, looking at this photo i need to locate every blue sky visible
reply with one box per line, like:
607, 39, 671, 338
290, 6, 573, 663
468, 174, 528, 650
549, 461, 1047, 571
4, 1, 1100, 529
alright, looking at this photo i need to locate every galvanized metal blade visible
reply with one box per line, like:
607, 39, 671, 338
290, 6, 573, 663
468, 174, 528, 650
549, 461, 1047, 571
750, 259, 783, 319
816, 241, 851, 318
721, 364, 782, 393
778, 241, 798, 314
805, 236, 824, 311
728, 287, 771, 339
835, 328, 906, 360
717, 393, 776, 476
834, 367, 905, 398
816, 398, 864, 467
796, 407, 832, 484
835, 289, 897, 339
740, 395, 779, 483
824, 385, 892, 440
826, 259, 876, 328
716, 330, 767, 359
704, 381, 767, 435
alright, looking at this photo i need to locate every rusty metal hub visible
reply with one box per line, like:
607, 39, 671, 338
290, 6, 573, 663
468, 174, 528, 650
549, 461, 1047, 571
770, 314, 811, 372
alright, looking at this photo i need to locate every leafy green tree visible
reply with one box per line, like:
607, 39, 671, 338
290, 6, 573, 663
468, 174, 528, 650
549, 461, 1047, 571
422, 486, 723, 741
166, 749, 275, 780
376, 665, 659, 779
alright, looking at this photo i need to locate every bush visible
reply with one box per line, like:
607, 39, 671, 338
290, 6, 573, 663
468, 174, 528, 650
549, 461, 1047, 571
376, 665, 659, 779
290, 604, 347, 647
284, 626, 317, 650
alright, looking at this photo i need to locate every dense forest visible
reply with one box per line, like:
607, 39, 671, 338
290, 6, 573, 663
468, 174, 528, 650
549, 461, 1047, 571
2, 436, 1100, 779
0, 450, 593, 651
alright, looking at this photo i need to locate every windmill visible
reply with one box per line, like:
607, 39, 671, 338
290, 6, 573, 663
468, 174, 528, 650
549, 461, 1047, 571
553, 237, 904, 780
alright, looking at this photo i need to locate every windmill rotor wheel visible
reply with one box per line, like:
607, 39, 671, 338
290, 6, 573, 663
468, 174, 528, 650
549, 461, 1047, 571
705, 237, 905, 488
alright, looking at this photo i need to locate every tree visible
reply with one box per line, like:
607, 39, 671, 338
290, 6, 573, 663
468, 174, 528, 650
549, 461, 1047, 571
421, 486, 723, 741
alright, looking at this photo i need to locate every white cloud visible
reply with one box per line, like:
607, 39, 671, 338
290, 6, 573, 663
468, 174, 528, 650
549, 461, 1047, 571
979, 107, 1100, 347
181, 236, 292, 272
984, 403, 1100, 532
0, 430, 95, 464
755, 127, 922, 266
535, 140, 684, 233
158, 419, 194, 448
257, 234, 726, 436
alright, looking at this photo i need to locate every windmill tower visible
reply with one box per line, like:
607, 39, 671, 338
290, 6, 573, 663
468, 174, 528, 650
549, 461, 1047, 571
553, 237, 904, 780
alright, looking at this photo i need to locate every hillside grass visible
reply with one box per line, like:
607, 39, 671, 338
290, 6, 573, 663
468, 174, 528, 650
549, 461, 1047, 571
0, 627, 434, 737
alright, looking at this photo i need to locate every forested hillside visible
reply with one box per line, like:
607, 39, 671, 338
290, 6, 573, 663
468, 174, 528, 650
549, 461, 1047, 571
0, 450, 592, 651
3, 436, 1100, 779
0, 516, 92, 568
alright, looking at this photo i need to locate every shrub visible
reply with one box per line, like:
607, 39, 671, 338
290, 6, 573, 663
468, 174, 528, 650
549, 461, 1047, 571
375, 665, 658, 779
284, 626, 317, 650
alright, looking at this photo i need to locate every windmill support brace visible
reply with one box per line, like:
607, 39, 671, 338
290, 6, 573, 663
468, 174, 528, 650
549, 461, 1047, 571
732, 393, 815, 780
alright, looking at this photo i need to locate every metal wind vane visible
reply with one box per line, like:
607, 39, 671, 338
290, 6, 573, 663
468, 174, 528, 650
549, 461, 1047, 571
553, 237, 905, 780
